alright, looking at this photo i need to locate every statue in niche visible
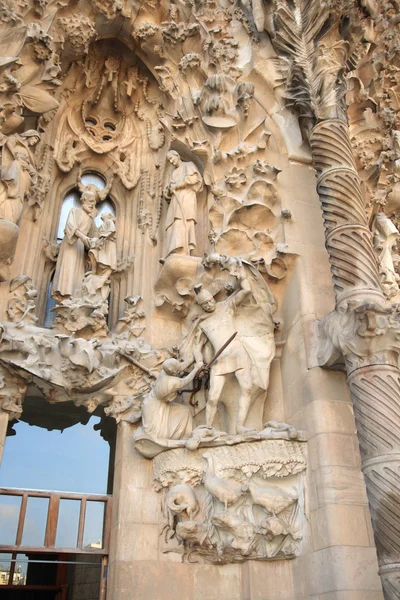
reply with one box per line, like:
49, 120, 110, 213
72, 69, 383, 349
163, 150, 203, 258
133, 357, 201, 454
52, 176, 114, 300
183, 255, 277, 434
0, 130, 40, 223
52, 190, 98, 300
88, 212, 117, 278
372, 212, 400, 298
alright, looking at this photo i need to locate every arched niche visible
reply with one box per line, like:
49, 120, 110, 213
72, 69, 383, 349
56, 172, 116, 241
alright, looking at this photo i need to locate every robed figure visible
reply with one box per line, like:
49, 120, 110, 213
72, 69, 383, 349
164, 151, 203, 258
180, 256, 277, 434
0, 130, 40, 223
53, 177, 114, 300
53, 190, 98, 299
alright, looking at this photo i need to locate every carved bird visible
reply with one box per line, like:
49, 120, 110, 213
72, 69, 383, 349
176, 520, 209, 545
257, 515, 302, 541
202, 452, 244, 510
166, 484, 199, 520
212, 512, 255, 554
242, 480, 297, 516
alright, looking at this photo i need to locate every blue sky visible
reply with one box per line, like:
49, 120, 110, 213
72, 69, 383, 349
0, 418, 110, 550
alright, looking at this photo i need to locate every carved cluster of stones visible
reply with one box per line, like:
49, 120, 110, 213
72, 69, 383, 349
0, 0, 398, 592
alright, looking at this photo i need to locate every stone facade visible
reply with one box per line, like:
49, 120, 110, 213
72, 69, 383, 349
0, 0, 399, 598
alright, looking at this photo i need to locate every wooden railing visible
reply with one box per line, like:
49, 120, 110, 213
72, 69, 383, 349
0, 487, 112, 554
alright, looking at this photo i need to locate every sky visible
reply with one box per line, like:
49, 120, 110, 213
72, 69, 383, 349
0, 417, 110, 552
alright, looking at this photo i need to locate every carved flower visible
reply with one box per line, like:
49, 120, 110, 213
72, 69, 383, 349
58, 15, 97, 53
225, 167, 247, 188
253, 159, 282, 180
161, 21, 200, 44
0, 0, 22, 22
133, 22, 159, 41
33, 41, 51, 62
179, 53, 201, 72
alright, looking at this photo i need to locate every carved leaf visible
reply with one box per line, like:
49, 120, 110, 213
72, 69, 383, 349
18, 86, 59, 114
272, 0, 345, 122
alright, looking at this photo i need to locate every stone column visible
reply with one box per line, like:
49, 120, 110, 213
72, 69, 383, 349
348, 365, 400, 596
310, 119, 384, 305
309, 119, 400, 597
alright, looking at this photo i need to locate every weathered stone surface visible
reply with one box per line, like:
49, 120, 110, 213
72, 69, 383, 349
1, 0, 399, 597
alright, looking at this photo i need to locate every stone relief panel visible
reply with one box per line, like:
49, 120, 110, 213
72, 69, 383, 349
153, 441, 306, 563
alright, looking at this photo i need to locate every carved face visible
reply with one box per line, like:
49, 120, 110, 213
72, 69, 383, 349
200, 297, 216, 313
163, 358, 182, 375
81, 192, 96, 213
27, 136, 40, 146
167, 152, 180, 167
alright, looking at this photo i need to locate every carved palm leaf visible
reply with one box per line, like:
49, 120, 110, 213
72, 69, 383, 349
272, 0, 344, 121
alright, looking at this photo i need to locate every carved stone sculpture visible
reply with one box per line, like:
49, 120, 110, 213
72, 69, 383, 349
154, 440, 306, 563
372, 213, 400, 298
0, 0, 397, 594
0, 130, 40, 223
88, 212, 117, 278
7, 275, 38, 325
52, 189, 98, 300
183, 255, 276, 434
133, 357, 198, 455
0, 130, 40, 280
163, 150, 203, 258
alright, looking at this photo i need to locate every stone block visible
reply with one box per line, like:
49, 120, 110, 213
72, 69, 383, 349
309, 546, 383, 595
280, 260, 315, 335
305, 246, 334, 290
116, 485, 160, 525
287, 368, 351, 419
289, 400, 357, 437
310, 592, 384, 600
0, 411, 8, 464
313, 465, 368, 507
242, 560, 295, 600
312, 285, 336, 320
281, 342, 308, 391
310, 504, 370, 550
193, 564, 242, 600
107, 560, 194, 600
308, 433, 361, 471
364, 506, 376, 547
112, 522, 159, 562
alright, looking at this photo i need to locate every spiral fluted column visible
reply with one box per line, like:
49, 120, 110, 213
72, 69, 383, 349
310, 120, 384, 305
348, 365, 400, 597
309, 118, 400, 599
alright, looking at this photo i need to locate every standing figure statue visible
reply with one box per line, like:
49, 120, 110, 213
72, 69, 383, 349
88, 212, 117, 278
0, 130, 40, 223
182, 256, 276, 434
52, 175, 114, 300
52, 189, 98, 300
164, 150, 203, 258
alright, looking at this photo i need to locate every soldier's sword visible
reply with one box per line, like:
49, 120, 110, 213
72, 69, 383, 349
195, 331, 238, 379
